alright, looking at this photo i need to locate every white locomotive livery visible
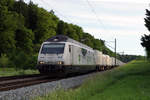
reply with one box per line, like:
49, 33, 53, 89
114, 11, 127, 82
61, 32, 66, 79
37, 35, 124, 74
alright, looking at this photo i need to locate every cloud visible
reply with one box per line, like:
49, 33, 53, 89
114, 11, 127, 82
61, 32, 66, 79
70, 13, 144, 27
89, 0, 150, 4
84, 27, 149, 37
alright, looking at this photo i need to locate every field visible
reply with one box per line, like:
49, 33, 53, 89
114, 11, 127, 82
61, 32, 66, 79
35, 60, 150, 100
0, 68, 39, 77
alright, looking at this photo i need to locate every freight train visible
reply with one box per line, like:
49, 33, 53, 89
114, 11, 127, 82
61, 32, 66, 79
37, 35, 124, 74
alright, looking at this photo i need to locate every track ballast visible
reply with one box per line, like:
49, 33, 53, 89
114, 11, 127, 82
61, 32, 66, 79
0, 74, 60, 92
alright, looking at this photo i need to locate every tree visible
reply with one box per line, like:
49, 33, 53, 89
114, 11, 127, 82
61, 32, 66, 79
12, 0, 29, 26
12, 51, 29, 70
57, 20, 68, 35
141, 34, 150, 58
141, 9, 150, 58
93, 39, 103, 51
34, 8, 58, 44
27, 1, 38, 30
0, 0, 14, 10
144, 9, 150, 31
0, 5, 18, 54
81, 33, 94, 48
0, 54, 9, 70
67, 24, 79, 41
74, 25, 84, 41
15, 27, 34, 53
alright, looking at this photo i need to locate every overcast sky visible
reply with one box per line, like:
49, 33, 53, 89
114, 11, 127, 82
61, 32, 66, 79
24, 0, 150, 55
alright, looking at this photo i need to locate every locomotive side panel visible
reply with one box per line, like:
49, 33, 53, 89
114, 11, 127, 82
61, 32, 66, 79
70, 44, 96, 72
63, 43, 72, 65
69, 44, 95, 66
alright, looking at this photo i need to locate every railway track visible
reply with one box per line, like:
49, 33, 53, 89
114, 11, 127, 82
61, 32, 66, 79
0, 70, 102, 92
0, 74, 41, 81
0, 74, 60, 92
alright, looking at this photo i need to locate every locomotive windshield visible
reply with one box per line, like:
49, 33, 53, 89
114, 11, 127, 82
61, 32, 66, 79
41, 43, 65, 54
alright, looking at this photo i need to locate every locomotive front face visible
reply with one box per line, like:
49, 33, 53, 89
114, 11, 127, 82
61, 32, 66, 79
38, 43, 65, 67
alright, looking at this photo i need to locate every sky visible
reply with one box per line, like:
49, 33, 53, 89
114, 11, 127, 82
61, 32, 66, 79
24, 0, 150, 56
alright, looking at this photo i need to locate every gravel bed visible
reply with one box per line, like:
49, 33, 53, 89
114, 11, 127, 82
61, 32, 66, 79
0, 73, 93, 100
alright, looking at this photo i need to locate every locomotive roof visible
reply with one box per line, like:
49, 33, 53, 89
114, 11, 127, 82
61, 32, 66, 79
46, 35, 70, 42
45, 35, 93, 50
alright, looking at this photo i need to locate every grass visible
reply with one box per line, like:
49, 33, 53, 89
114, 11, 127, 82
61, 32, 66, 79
34, 60, 150, 100
0, 68, 39, 77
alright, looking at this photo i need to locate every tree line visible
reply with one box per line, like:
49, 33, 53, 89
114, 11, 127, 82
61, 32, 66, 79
0, 0, 137, 70
117, 54, 144, 63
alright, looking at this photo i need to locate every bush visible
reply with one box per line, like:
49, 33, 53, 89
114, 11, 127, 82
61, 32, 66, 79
26, 54, 38, 70
13, 51, 28, 70
0, 54, 9, 69
10, 50, 38, 70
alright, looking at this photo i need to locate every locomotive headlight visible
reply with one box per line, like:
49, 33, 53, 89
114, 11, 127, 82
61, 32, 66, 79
57, 61, 63, 65
39, 61, 45, 64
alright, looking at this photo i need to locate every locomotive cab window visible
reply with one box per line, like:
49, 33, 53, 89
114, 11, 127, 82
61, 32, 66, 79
69, 45, 71, 52
41, 43, 65, 54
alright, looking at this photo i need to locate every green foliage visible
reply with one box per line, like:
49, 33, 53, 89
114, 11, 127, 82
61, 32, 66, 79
141, 9, 150, 59
26, 54, 38, 70
34, 8, 58, 44
0, 0, 59, 69
15, 27, 34, 53
0, 54, 9, 68
117, 54, 145, 63
0, 0, 14, 7
12, 0, 28, 16
12, 51, 28, 70
67, 24, 79, 41
144, 9, 150, 31
57, 20, 68, 35
0, 67, 39, 76
93, 39, 104, 51
11, 51, 37, 70
141, 34, 150, 58
82, 33, 94, 48
26, 1, 38, 30
0, 5, 18, 54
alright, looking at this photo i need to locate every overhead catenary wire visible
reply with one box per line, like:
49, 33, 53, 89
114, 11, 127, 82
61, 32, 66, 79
40, 0, 76, 24
86, 0, 118, 54
105, 43, 114, 50
40, 0, 71, 22
85, 0, 112, 35
105, 41, 115, 43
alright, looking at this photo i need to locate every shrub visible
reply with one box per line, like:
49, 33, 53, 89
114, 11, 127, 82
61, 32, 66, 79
26, 54, 38, 70
0, 54, 9, 69
10, 50, 38, 70
12, 51, 29, 70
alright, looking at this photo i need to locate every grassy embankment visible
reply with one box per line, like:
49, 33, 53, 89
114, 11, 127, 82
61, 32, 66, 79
0, 68, 39, 77
35, 60, 150, 100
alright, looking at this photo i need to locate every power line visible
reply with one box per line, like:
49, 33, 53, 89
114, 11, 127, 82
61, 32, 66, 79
105, 43, 114, 50
105, 41, 115, 43
40, 0, 75, 24
85, 0, 111, 34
